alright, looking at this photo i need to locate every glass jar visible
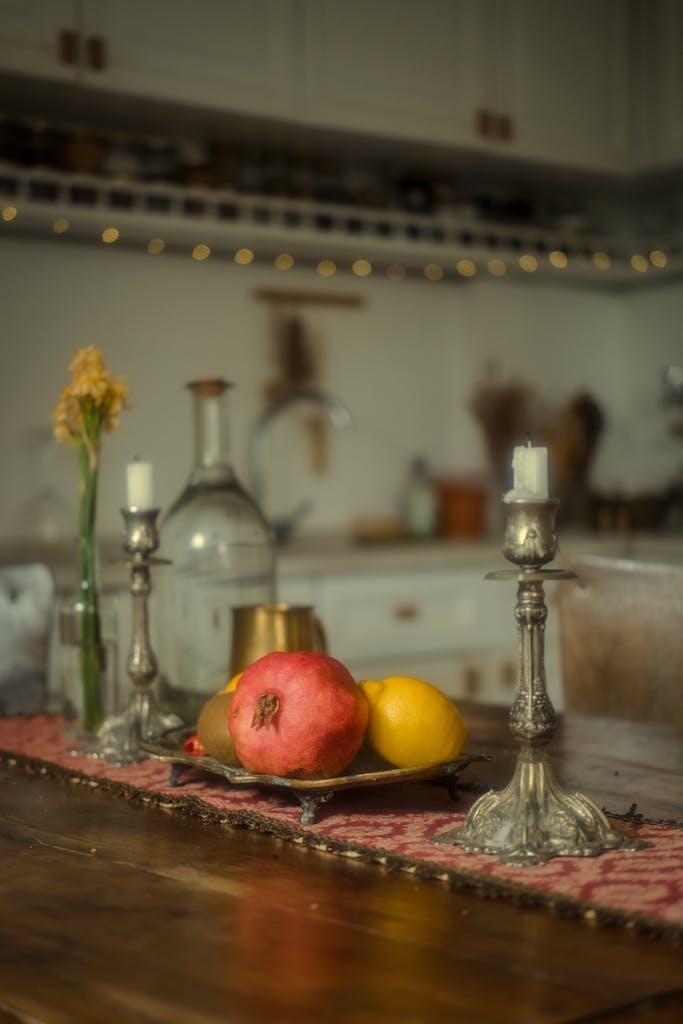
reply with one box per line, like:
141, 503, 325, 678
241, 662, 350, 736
56, 588, 121, 746
156, 379, 276, 724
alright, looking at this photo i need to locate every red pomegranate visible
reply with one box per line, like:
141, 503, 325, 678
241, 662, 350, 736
228, 650, 368, 779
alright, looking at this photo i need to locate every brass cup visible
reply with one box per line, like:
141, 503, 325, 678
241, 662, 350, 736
229, 603, 328, 675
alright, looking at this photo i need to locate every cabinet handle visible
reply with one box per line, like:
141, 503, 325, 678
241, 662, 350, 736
498, 115, 514, 141
58, 29, 79, 66
393, 603, 419, 621
463, 666, 481, 698
475, 109, 495, 138
500, 660, 516, 688
87, 35, 107, 71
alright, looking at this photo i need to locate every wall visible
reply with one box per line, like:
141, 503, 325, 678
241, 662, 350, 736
0, 233, 680, 545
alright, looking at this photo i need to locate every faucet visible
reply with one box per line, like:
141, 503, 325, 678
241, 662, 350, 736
249, 388, 352, 543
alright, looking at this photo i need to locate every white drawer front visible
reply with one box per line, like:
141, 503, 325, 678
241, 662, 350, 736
319, 568, 511, 661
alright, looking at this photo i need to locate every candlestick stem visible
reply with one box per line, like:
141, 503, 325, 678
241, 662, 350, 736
93, 509, 181, 763
433, 498, 647, 865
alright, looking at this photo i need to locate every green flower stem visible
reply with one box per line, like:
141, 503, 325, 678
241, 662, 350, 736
77, 407, 104, 733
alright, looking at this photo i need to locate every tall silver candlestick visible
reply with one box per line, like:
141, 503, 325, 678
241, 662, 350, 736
95, 508, 180, 763
433, 498, 647, 865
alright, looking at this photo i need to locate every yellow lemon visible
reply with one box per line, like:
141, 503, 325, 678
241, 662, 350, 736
218, 671, 243, 695
359, 675, 466, 768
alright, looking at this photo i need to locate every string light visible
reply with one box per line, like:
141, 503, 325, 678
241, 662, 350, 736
456, 258, 476, 278
424, 263, 443, 281
593, 251, 611, 270
548, 250, 568, 269
518, 253, 538, 273
11, 209, 673, 286
274, 252, 294, 270
351, 258, 372, 277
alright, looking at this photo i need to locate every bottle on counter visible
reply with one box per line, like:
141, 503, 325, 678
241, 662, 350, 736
403, 455, 437, 540
156, 378, 276, 724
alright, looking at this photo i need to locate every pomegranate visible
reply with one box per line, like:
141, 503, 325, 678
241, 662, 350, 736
228, 650, 368, 779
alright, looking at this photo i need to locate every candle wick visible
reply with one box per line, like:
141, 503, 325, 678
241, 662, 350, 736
525, 435, 532, 448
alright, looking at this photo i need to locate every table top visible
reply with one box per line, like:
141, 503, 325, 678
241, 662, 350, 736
1, 703, 681, 1024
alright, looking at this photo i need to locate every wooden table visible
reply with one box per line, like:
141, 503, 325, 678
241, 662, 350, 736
1, 703, 681, 1024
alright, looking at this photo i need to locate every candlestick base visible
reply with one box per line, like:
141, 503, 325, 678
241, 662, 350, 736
432, 496, 649, 865
432, 744, 645, 866
90, 694, 180, 765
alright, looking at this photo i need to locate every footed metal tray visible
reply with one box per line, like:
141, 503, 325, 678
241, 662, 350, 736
141, 728, 489, 824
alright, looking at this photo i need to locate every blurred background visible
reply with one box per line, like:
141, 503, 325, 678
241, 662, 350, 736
0, 0, 682, 546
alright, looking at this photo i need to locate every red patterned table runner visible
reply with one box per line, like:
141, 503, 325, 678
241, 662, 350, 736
1, 715, 682, 944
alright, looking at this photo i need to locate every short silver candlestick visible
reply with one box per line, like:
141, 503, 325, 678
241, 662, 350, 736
433, 497, 647, 865
95, 508, 181, 764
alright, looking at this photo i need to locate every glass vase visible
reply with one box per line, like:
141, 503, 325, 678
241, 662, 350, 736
57, 589, 120, 747
156, 378, 276, 726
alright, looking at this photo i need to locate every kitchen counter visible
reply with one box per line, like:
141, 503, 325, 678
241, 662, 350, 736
2, 529, 683, 589
276, 528, 683, 575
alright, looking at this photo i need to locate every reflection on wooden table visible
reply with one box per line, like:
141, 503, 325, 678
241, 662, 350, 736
0, 702, 681, 1024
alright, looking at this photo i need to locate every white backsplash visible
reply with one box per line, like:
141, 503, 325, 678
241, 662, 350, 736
1, 235, 681, 545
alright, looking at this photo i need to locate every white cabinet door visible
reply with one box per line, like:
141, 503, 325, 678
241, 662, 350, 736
301, 0, 630, 173
634, 0, 683, 171
0, 0, 632, 175
494, 0, 630, 173
300, 0, 491, 149
81, 0, 298, 119
0, 0, 77, 80
0, 1, 299, 122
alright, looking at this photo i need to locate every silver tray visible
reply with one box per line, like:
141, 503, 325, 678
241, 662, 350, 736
141, 728, 490, 824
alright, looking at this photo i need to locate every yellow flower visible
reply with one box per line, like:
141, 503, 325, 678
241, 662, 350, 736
53, 346, 130, 444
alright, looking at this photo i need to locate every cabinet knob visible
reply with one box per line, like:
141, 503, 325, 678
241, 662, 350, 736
87, 35, 108, 71
393, 603, 419, 621
463, 666, 481, 698
498, 115, 514, 142
58, 29, 79, 66
475, 109, 495, 138
500, 660, 516, 688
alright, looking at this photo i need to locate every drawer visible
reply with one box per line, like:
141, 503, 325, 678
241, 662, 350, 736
319, 567, 512, 661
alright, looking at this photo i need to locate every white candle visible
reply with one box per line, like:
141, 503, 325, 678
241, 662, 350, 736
126, 457, 154, 509
507, 444, 549, 500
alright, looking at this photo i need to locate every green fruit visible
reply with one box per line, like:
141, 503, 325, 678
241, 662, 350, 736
197, 692, 242, 766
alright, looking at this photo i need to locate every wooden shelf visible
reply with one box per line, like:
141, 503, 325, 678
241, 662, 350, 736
0, 164, 677, 287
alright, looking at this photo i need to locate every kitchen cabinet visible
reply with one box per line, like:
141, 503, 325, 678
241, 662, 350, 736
300, 0, 630, 175
491, 0, 630, 174
279, 563, 526, 707
0, 0, 631, 177
300, 0, 490, 154
0, 0, 298, 122
0, 1, 76, 81
632, 0, 683, 172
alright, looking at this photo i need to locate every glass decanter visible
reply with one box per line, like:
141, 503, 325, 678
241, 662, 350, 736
156, 378, 276, 725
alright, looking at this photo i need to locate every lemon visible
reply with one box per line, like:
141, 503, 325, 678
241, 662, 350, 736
359, 675, 466, 768
218, 671, 243, 695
